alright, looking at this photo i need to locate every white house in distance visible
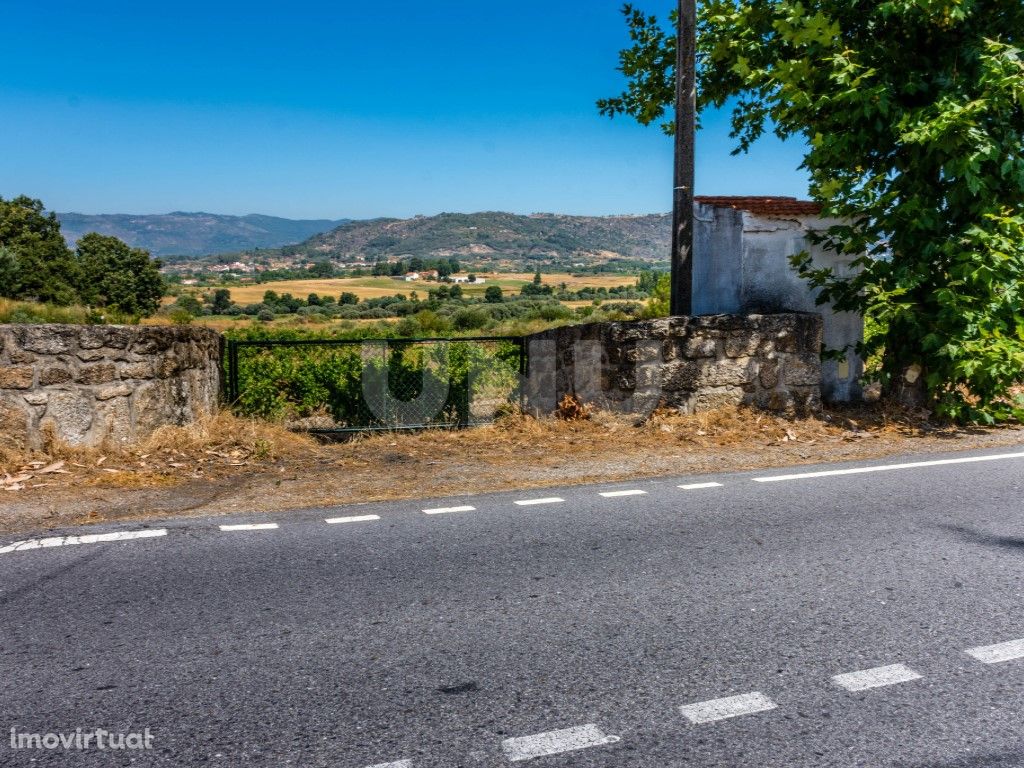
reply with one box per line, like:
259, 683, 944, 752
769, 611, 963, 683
691, 196, 864, 403
451, 275, 485, 284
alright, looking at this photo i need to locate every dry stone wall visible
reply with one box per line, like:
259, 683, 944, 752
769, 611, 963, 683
523, 314, 823, 417
0, 325, 222, 450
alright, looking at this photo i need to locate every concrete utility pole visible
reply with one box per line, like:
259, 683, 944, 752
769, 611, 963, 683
670, 0, 696, 316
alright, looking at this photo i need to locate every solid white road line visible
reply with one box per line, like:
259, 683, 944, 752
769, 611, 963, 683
753, 451, 1024, 483
0, 529, 167, 554
325, 515, 381, 524
679, 692, 777, 724
599, 490, 647, 498
219, 523, 279, 531
514, 497, 565, 506
965, 638, 1024, 664
678, 482, 724, 490
423, 505, 476, 515
365, 761, 412, 768
832, 663, 922, 692
501, 724, 619, 762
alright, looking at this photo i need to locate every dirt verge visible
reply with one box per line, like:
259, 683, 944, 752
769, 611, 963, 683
2, 406, 1022, 534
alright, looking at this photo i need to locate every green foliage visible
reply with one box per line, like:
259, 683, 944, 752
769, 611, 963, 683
642, 272, 671, 319
271, 211, 671, 273
484, 285, 505, 303
169, 309, 194, 325
230, 332, 523, 429
76, 233, 165, 316
0, 298, 133, 325
307, 260, 336, 278
0, 196, 166, 317
602, 2, 1024, 422
0, 196, 81, 304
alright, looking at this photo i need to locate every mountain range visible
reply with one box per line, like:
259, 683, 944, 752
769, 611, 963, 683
55, 210, 672, 270
287, 211, 671, 268
56, 212, 348, 258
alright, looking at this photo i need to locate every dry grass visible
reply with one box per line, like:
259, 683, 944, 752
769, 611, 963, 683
2, 403, 1020, 534
195, 272, 639, 305
1, 412, 317, 493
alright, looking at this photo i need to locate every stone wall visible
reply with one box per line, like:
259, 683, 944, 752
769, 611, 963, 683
692, 201, 864, 402
523, 314, 822, 418
0, 325, 222, 449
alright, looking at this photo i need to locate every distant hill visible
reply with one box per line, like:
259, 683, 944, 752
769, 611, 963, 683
57, 212, 348, 258
288, 211, 671, 269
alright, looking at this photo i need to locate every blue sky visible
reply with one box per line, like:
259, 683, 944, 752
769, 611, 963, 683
1, 1, 809, 219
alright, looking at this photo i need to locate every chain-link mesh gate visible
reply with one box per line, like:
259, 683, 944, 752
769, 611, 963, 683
225, 336, 526, 433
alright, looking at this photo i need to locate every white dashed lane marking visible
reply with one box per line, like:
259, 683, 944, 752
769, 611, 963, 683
364, 761, 412, 768
679, 692, 777, 724
965, 638, 1024, 664
832, 663, 922, 692
423, 505, 476, 515
219, 523, 279, 532
599, 489, 647, 498
325, 515, 381, 524
514, 497, 565, 507
678, 482, 724, 490
0, 529, 167, 554
501, 724, 619, 762
753, 451, 1024, 483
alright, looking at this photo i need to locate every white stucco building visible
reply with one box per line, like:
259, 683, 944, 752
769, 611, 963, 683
692, 196, 864, 402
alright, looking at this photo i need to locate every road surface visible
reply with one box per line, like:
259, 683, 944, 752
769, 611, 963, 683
4, 445, 1024, 766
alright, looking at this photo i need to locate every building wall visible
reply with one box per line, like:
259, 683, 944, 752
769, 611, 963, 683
0, 325, 222, 450
523, 314, 823, 418
691, 202, 864, 402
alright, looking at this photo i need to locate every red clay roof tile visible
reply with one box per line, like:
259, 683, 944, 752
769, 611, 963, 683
694, 196, 822, 217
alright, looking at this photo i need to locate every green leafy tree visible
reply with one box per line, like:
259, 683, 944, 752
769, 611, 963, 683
0, 246, 19, 294
307, 260, 335, 278
601, 2, 1024, 422
173, 294, 203, 316
210, 288, 234, 314
75, 233, 165, 316
0, 196, 81, 304
485, 285, 504, 303
642, 272, 671, 319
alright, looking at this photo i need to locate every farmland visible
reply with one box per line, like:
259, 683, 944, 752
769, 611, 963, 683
209, 272, 640, 305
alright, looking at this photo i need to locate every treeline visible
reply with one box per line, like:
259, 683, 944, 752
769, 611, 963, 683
0, 196, 164, 316
170, 270, 659, 326
169, 277, 658, 336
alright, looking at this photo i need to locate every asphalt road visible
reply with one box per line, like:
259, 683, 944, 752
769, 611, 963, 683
4, 444, 1024, 767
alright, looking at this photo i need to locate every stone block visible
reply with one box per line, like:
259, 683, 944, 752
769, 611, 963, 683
695, 358, 756, 388
23, 392, 48, 406
682, 335, 717, 358
40, 390, 94, 445
76, 363, 118, 385
725, 331, 761, 358
784, 356, 822, 387
119, 361, 155, 379
694, 386, 746, 411
39, 367, 72, 386
661, 360, 701, 392
0, 366, 34, 389
96, 383, 133, 401
0, 397, 30, 446
93, 396, 133, 445
759, 358, 780, 389
17, 325, 77, 354
130, 328, 175, 355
